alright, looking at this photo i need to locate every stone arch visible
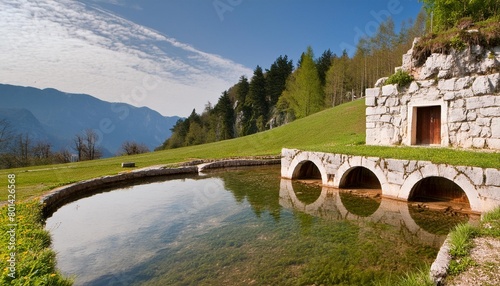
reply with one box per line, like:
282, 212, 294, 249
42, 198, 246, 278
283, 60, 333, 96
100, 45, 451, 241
293, 161, 322, 180
338, 166, 382, 189
334, 159, 388, 193
286, 152, 329, 185
409, 177, 469, 204
399, 166, 482, 212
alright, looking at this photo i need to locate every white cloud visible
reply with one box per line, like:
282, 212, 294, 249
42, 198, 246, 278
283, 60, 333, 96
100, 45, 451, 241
0, 0, 252, 116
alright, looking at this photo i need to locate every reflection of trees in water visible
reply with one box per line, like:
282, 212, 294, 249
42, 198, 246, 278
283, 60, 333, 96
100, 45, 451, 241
214, 166, 283, 221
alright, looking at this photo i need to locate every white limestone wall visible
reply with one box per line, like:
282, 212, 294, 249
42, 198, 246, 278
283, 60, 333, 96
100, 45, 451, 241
366, 41, 500, 150
281, 148, 500, 213
365, 73, 500, 150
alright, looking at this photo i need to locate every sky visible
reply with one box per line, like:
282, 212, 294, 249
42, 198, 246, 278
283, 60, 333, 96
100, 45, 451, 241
0, 0, 423, 117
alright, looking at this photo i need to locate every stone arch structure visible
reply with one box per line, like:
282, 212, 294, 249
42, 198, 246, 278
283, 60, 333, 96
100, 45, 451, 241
338, 166, 382, 189
293, 161, 322, 180
282, 150, 330, 185
334, 158, 388, 192
398, 165, 482, 212
409, 177, 469, 203
282, 149, 500, 213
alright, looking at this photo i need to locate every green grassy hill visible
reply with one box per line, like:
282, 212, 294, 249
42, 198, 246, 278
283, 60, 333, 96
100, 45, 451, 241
1, 99, 499, 201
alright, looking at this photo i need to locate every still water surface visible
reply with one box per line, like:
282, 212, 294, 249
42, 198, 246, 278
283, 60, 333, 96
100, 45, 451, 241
46, 166, 469, 285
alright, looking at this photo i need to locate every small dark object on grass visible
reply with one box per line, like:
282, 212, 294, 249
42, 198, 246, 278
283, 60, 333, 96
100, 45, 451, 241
122, 162, 136, 168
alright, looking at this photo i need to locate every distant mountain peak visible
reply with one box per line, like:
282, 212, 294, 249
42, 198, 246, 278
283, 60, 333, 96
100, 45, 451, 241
0, 83, 180, 156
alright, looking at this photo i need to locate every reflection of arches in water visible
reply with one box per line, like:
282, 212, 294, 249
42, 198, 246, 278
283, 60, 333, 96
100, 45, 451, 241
339, 191, 381, 217
408, 205, 470, 235
409, 177, 470, 206
278, 179, 479, 248
292, 181, 322, 205
293, 161, 322, 180
279, 179, 340, 219
339, 167, 381, 189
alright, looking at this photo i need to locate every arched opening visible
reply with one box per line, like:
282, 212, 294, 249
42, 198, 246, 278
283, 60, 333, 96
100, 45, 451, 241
339, 167, 382, 216
409, 177, 469, 203
291, 161, 323, 203
294, 161, 322, 180
408, 177, 472, 233
340, 167, 381, 189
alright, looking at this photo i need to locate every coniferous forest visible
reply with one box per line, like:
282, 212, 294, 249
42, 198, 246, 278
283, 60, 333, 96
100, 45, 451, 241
159, 0, 500, 150
158, 10, 427, 150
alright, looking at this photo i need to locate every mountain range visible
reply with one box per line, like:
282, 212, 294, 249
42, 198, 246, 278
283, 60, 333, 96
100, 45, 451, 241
0, 84, 180, 156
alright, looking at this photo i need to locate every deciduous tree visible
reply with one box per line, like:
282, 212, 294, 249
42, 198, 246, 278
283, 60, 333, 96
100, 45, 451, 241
280, 46, 324, 119
120, 141, 149, 155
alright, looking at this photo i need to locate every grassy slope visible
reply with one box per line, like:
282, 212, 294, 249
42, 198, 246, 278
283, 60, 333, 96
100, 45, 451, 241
1, 98, 499, 201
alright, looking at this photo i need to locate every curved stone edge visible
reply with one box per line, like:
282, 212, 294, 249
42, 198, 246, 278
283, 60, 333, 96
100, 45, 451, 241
40, 165, 198, 215
198, 159, 281, 172
39, 159, 281, 216
430, 234, 452, 286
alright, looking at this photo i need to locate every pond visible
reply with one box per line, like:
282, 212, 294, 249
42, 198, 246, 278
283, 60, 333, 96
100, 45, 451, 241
45, 166, 471, 285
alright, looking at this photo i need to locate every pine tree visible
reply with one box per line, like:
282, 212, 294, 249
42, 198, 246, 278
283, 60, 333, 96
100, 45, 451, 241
266, 55, 294, 107
245, 66, 267, 132
316, 49, 334, 87
214, 91, 235, 140
235, 76, 251, 136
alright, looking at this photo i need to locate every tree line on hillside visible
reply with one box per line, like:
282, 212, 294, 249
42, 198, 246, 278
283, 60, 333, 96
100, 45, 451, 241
158, 11, 427, 150
0, 119, 149, 169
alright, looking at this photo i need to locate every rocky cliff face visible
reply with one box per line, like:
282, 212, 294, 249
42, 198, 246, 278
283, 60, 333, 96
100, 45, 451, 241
366, 39, 500, 150
402, 37, 500, 80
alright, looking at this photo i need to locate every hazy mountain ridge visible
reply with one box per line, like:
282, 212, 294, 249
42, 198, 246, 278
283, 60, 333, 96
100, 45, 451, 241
0, 84, 180, 155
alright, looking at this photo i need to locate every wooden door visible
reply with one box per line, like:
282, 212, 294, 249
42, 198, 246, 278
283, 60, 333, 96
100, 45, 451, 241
416, 106, 441, 145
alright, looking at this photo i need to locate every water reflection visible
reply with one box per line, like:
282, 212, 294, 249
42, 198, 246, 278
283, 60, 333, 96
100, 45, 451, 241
279, 179, 472, 248
46, 166, 470, 286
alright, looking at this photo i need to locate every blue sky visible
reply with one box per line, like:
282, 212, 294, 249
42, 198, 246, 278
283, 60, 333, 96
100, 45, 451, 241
0, 0, 423, 117
92, 0, 423, 68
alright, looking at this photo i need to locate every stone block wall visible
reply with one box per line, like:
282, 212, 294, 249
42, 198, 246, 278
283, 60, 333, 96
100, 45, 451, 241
281, 148, 500, 213
366, 41, 500, 150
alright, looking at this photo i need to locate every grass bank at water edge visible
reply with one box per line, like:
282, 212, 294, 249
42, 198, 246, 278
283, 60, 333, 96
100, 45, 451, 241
1, 201, 72, 285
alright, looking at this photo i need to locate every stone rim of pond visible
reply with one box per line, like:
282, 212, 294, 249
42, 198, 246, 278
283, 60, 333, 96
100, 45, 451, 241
40, 158, 280, 217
